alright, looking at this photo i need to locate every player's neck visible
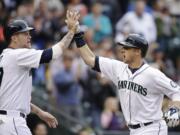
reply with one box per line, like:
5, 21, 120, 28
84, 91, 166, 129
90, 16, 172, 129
8, 43, 19, 49
128, 59, 144, 69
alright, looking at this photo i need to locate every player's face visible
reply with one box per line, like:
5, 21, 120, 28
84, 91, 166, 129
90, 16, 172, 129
122, 47, 139, 64
115, 46, 124, 61
16, 31, 32, 48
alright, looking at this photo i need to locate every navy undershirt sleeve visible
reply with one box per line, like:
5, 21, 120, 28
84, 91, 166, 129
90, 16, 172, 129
92, 56, 101, 72
40, 48, 53, 64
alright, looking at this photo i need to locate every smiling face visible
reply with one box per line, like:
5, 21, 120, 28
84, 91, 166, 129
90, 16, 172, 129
12, 31, 32, 48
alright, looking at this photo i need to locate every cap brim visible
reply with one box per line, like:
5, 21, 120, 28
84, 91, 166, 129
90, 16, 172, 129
117, 41, 138, 48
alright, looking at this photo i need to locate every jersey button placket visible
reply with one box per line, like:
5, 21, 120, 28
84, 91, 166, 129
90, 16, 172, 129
128, 77, 133, 125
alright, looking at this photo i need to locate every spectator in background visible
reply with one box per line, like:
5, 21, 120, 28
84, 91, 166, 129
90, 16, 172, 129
53, 50, 83, 124
82, 2, 112, 44
67, 0, 88, 20
80, 40, 116, 129
101, 97, 127, 131
31, 14, 47, 87
33, 0, 63, 43
46, 0, 64, 14
128, 0, 154, 14
80, 39, 116, 129
164, 0, 180, 16
82, 69, 116, 129
0, 1, 7, 28
149, 48, 175, 79
3, 0, 19, 11
78, 127, 95, 135
16, 0, 35, 25
33, 122, 48, 135
116, 0, 157, 44
94, 0, 123, 26
155, 6, 173, 51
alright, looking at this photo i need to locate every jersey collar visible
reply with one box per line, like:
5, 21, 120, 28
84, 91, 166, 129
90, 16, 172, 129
127, 63, 149, 78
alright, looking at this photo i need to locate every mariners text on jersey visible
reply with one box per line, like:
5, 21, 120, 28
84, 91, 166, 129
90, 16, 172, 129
118, 80, 147, 96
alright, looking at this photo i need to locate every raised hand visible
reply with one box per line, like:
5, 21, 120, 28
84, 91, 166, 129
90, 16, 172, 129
65, 10, 80, 33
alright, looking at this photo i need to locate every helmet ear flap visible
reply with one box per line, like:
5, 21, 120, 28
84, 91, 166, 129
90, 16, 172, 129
141, 47, 148, 57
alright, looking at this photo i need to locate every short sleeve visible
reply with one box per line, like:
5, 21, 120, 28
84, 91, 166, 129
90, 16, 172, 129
154, 71, 180, 101
99, 56, 126, 83
16, 48, 43, 68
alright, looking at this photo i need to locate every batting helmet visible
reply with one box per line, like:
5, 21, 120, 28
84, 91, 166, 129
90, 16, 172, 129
117, 34, 149, 57
3, 19, 34, 42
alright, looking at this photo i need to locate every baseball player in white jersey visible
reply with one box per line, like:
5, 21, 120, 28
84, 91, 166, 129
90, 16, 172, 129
0, 10, 80, 135
73, 32, 180, 135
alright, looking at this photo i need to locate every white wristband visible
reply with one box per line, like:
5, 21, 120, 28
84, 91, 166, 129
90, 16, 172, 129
52, 43, 63, 59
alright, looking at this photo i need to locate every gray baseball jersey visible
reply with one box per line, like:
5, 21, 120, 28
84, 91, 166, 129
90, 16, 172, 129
0, 48, 43, 114
98, 56, 180, 125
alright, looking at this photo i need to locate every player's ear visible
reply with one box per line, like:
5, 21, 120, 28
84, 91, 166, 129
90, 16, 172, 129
11, 35, 18, 43
134, 48, 141, 56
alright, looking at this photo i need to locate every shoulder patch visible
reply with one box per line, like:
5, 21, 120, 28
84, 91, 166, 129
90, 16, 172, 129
170, 81, 178, 88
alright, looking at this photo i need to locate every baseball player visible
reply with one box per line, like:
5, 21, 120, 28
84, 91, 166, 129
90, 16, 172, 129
73, 32, 180, 135
0, 10, 80, 135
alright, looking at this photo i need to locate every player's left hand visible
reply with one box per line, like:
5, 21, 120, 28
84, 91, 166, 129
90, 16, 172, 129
38, 111, 58, 128
164, 107, 180, 127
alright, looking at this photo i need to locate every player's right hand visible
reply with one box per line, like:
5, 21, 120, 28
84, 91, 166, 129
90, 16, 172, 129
38, 111, 58, 128
65, 10, 80, 33
164, 107, 180, 127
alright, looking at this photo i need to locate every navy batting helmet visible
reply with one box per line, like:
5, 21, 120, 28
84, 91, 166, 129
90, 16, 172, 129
3, 19, 34, 42
117, 34, 149, 57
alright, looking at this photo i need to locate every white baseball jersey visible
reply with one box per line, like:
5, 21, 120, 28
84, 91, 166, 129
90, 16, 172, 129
98, 56, 180, 125
0, 48, 43, 114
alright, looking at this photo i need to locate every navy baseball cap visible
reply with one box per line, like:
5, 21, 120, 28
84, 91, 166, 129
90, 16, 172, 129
4, 19, 34, 42
117, 34, 148, 49
116, 34, 149, 57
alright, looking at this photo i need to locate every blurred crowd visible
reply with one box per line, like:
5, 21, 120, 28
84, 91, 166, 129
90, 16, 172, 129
1, 0, 180, 134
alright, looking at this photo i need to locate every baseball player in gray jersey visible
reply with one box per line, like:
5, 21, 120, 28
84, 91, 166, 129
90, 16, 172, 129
0, 10, 80, 135
73, 32, 180, 135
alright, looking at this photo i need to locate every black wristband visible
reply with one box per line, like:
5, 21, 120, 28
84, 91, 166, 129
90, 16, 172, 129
74, 32, 86, 48
92, 56, 101, 72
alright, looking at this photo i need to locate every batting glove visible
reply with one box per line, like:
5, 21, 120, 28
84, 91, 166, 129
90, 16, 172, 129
164, 107, 180, 127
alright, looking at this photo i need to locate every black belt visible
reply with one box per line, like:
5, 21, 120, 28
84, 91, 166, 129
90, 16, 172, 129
128, 122, 153, 129
0, 110, 26, 118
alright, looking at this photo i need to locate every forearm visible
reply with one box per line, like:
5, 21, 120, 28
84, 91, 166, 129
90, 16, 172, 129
74, 32, 95, 67
58, 31, 75, 50
168, 101, 180, 108
30, 103, 43, 116
39, 31, 75, 63
52, 31, 74, 59
79, 45, 95, 67
31, 103, 58, 128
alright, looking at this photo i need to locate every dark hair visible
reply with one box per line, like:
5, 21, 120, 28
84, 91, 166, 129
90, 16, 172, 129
0, 41, 8, 54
